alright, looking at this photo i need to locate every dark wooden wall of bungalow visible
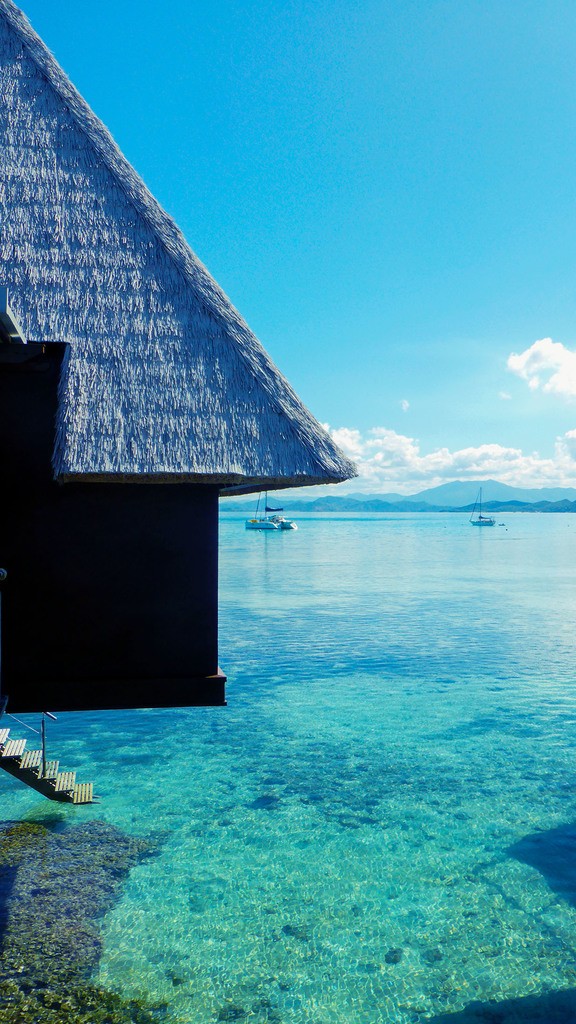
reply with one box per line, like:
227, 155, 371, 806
0, 344, 225, 712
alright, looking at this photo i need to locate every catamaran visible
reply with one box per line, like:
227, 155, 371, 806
245, 493, 297, 531
469, 488, 495, 527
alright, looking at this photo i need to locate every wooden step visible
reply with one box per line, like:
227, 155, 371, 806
0, 728, 10, 746
20, 749, 42, 770
73, 782, 93, 804
41, 760, 59, 780
1, 738, 26, 758
53, 771, 76, 793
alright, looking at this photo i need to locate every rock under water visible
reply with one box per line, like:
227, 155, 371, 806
0, 819, 165, 1024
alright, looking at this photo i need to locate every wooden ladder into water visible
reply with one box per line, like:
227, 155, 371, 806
0, 724, 95, 804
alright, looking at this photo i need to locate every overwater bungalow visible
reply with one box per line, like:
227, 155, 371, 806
0, 0, 356, 713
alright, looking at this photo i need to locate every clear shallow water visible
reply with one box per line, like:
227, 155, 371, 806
4, 512, 576, 1022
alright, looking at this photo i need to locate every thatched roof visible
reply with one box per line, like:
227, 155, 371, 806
0, 1, 356, 492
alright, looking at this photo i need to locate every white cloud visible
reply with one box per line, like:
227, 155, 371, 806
400, 399, 410, 412
498, 391, 511, 401
561, 429, 576, 459
508, 338, 576, 397
323, 425, 364, 460
325, 425, 576, 494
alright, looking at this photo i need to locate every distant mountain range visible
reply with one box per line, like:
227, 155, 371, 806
221, 479, 576, 513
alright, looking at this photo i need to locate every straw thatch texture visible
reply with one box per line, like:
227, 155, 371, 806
0, 1, 356, 490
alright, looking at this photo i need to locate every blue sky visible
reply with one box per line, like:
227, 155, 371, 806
18, 0, 576, 493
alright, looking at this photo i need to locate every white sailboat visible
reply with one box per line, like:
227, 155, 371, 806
245, 493, 297, 531
469, 488, 495, 527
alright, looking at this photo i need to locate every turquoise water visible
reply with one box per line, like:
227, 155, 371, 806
3, 512, 576, 1022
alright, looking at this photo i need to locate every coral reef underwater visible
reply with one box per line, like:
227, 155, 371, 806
0, 818, 165, 1023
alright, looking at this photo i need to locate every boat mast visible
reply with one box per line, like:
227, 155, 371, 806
470, 489, 480, 523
